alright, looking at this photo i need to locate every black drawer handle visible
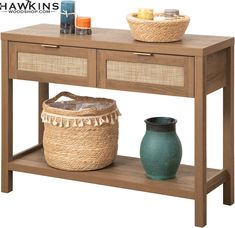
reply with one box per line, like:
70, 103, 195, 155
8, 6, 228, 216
133, 52, 153, 56
41, 44, 60, 48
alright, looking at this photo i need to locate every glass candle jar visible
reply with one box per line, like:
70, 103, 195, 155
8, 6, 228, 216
164, 9, 180, 19
76, 16, 92, 35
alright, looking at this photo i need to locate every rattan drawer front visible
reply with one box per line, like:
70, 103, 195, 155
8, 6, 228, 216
107, 61, 184, 87
9, 42, 96, 87
98, 50, 194, 97
18, 52, 87, 77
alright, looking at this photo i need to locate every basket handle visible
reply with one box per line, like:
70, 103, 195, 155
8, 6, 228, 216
46, 91, 80, 103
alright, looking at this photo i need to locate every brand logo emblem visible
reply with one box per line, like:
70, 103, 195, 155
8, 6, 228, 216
0, 0, 59, 14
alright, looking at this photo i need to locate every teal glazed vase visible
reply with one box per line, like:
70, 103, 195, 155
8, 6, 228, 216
140, 117, 182, 180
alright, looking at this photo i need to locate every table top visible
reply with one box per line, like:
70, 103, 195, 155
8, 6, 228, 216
1, 24, 234, 56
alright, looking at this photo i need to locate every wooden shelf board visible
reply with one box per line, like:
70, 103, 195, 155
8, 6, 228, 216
8, 147, 223, 199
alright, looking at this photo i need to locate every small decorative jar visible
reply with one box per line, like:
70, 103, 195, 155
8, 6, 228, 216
164, 9, 180, 20
140, 117, 182, 180
60, 0, 75, 34
137, 8, 154, 20
76, 16, 92, 35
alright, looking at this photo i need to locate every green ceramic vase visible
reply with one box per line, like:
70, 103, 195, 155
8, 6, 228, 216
140, 117, 182, 180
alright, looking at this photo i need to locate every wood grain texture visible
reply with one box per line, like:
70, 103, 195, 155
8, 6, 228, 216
1, 40, 13, 193
206, 49, 227, 94
1, 24, 234, 56
223, 46, 234, 205
8, 148, 223, 200
13, 144, 43, 160
98, 50, 194, 97
207, 169, 227, 194
88, 49, 97, 87
38, 83, 49, 143
9, 42, 96, 87
194, 56, 207, 227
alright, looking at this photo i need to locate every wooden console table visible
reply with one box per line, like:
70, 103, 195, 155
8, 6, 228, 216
1, 24, 234, 227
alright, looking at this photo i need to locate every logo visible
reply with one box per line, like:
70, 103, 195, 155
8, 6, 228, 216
0, 0, 59, 14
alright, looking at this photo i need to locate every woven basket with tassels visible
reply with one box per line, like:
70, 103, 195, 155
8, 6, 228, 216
41, 91, 121, 171
127, 13, 190, 42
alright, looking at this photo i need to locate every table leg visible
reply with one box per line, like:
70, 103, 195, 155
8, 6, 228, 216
195, 56, 207, 227
1, 40, 13, 193
38, 83, 49, 144
223, 46, 234, 205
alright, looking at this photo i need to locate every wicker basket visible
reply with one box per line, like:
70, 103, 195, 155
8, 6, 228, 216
41, 91, 121, 171
127, 13, 190, 43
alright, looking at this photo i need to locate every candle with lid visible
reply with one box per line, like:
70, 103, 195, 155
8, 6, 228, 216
164, 9, 180, 19
60, 0, 75, 34
155, 9, 180, 21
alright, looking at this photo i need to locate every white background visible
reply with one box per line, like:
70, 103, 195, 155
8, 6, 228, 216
0, 0, 234, 227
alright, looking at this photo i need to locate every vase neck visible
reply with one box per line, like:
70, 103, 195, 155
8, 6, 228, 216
146, 124, 175, 132
145, 117, 177, 132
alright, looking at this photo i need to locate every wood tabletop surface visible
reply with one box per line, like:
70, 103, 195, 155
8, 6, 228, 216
1, 24, 234, 56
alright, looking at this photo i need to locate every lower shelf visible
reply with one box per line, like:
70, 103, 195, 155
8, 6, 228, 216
8, 145, 227, 199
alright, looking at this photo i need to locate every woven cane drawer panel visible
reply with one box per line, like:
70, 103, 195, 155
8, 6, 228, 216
18, 52, 87, 77
98, 50, 194, 97
9, 42, 97, 87
107, 61, 184, 87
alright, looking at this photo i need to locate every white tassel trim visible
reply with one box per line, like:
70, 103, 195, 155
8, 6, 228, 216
99, 117, 106, 126
94, 118, 98, 126
59, 120, 63, 128
65, 120, 70, 128
86, 119, 91, 125
110, 116, 115, 125
105, 116, 109, 123
41, 109, 121, 128
72, 120, 77, 127
52, 119, 57, 126
78, 120, 84, 127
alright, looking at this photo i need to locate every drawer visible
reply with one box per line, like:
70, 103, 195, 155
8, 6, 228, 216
98, 50, 194, 97
9, 42, 96, 87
